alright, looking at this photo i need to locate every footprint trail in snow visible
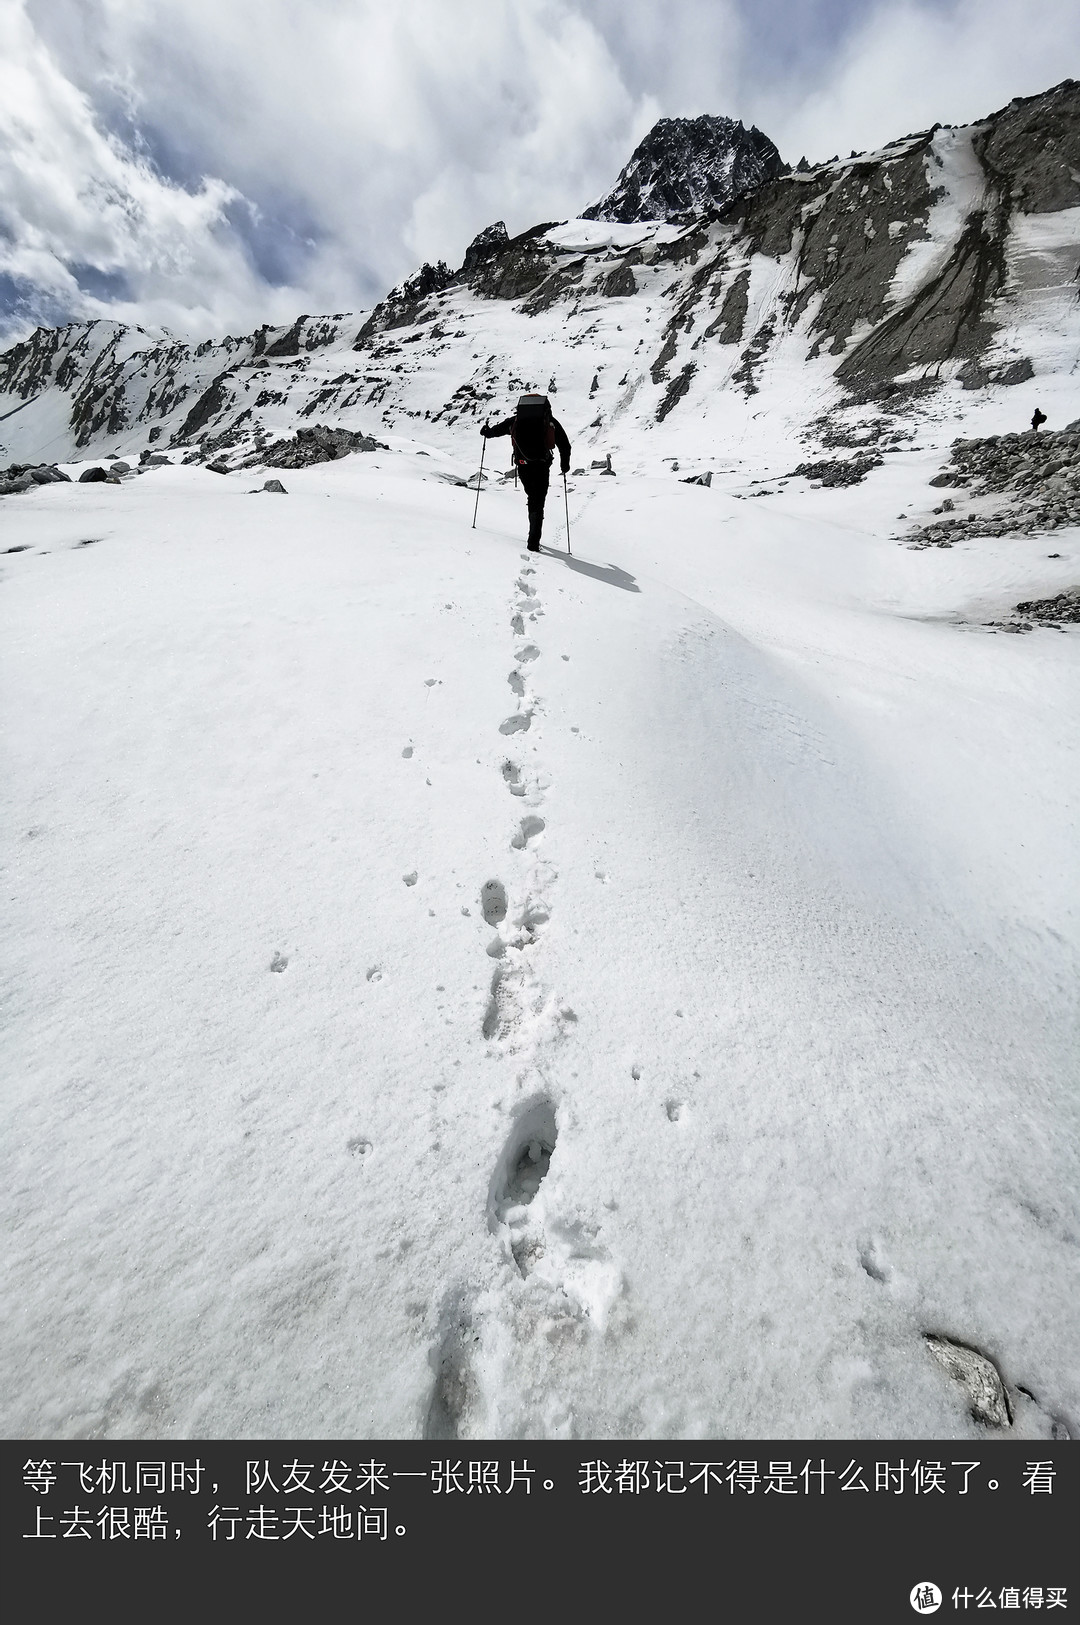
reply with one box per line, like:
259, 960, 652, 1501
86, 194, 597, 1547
424, 552, 624, 1437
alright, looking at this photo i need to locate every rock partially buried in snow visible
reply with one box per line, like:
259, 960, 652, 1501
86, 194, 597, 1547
925, 1334, 1011, 1427
261, 479, 287, 494
78, 467, 109, 483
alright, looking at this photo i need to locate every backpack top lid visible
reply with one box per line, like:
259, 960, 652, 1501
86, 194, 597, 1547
516, 393, 550, 420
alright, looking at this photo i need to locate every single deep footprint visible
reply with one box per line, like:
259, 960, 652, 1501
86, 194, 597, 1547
480, 879, 508, 925
510, 815, 545, 850
424, 1311, 478, 1440
501, 761, 526, 796
489, 1099, 558, 1276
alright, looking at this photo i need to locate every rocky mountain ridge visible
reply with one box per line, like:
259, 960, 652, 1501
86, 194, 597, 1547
1, 81, 1077, 483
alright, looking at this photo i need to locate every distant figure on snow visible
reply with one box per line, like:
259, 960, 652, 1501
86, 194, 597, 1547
482, 394, 571, 551
1031, 407, 1047, 432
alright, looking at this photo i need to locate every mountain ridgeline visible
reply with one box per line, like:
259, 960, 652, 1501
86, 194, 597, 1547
1, 81, 1078, 471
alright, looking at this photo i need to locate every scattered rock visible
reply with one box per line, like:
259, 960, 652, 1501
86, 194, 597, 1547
924, 1334, 1011, 1428
681, 471, 713, 486
261, 479, 287, 494
78, 467, 109, 483
788, 453, 882, 486
1013, 590, 1080, 624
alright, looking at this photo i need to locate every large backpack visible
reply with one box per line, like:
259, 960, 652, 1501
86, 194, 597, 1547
512, 393, 556, 466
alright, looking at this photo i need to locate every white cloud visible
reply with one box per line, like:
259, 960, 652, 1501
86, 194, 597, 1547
8, 0, 660, 338
0, 1, 307, 339
756, 0, 1080, 164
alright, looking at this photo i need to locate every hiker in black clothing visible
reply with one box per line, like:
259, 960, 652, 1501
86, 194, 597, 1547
1032, 408, 1047, 431
482, 394, 571, 551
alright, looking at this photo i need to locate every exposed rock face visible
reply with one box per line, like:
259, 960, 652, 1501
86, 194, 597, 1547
460, 222, 510, 279
176, 370, 235, 442
582, 115, 786, 223
352, 261, 454, 345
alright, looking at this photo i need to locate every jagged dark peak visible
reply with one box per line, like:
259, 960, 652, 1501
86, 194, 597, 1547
461, 221, 510, 278
583, 114, 786, 224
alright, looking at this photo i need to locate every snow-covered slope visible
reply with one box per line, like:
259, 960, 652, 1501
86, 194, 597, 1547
1, 82, 1078, 1443
1, 432, 1077, 1441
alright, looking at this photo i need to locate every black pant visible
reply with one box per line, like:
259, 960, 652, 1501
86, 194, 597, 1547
519, 460, 551, 546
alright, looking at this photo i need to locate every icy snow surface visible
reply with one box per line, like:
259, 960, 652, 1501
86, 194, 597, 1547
1, 418, 1078, 1442
543, 220, 684, 254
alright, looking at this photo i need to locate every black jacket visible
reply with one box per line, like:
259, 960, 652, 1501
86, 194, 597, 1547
485, 415, 571, 473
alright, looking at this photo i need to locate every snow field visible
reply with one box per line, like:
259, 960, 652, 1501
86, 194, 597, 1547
1, 450, 1078, 1440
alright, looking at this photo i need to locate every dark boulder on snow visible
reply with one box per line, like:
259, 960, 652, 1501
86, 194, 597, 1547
261, 479, 287, 493
582, 114, 786, 223
78, 466, 109, 482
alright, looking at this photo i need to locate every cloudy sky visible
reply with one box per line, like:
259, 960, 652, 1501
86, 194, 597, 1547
2, 0, 1078, 343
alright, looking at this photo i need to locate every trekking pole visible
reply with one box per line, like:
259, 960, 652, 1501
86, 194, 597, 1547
472, 425, 487, 529
563, 470, 571, 555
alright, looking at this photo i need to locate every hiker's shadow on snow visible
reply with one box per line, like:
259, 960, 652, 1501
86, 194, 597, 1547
552, 554, 641, 593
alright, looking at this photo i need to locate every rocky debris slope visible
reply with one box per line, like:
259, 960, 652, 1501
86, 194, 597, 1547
582, 114, 786, 223
904, 426, 1080, 547
241, 424, 389, 469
